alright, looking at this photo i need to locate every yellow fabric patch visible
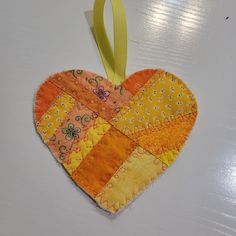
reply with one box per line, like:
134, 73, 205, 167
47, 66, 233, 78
36, 92, 76, 142
95, 147, 173, 213
63, 117, 111, 175
112, 71, 197, 135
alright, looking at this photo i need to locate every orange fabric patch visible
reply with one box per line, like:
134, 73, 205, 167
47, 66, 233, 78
129, 112, 197, 165
72, 127, 137, 197
34, 80, 61, 122
122, 69, 157, 95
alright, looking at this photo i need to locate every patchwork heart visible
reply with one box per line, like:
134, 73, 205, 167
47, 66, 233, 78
34, 68, 197, 213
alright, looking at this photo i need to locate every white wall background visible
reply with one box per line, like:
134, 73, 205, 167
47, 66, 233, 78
1, 0, 236, 235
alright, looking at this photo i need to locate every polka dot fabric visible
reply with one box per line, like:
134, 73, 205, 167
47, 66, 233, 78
34, 69, 197, 214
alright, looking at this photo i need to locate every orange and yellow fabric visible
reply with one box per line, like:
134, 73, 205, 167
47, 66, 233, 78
34, 0, 197, 214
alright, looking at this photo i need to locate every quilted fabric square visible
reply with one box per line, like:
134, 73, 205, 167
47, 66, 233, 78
34, 69, 197, 213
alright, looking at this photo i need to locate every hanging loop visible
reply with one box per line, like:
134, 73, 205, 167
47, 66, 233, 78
93, 0, 127, 85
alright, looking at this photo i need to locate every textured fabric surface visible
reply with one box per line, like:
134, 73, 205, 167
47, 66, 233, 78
34, 69, 198, 214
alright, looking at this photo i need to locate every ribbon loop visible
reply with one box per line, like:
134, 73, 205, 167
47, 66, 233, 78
93, 0, 127, 85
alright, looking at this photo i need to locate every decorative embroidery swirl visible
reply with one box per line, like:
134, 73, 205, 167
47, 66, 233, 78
59, 145, 67, 161
70, 70, 83, 78
86, 76, 103, 87
75, 112, 98, 127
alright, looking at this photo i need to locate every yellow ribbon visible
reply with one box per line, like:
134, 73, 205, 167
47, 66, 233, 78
93, 0, 127, 85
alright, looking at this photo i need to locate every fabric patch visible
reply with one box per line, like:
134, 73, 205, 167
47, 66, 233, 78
126, 113, 197, 166
72, 127, 137, 197
48, 70, 132, 121
112, 70, 197, 135
34, 69, 198, 214
63, 117, 111, 175
95, 147, 168, 213
47, 102, 97, 163
34, 80, 61, 122
36, 92, 76, 143
122, 69, 157, 95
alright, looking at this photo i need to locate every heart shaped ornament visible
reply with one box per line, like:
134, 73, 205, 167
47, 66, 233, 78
34, 0, 197, 214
